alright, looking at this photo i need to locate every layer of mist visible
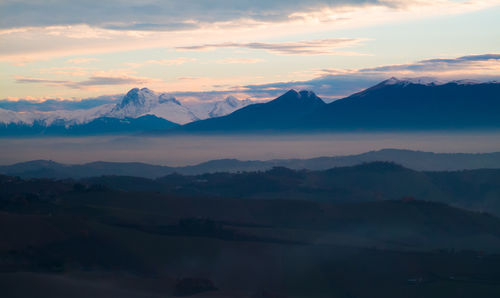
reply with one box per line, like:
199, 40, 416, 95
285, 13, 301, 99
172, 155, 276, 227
1, 132, 500, 166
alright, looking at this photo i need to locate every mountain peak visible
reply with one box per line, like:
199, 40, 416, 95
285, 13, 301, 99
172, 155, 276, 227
298, 90, 317, 99
118, 87, 158, 108
223, 95, 240, 107
283, 89, 300, 96
127, 87, 140, 94
207, 95, 252, 118
273, 89, 324, 106
159, 93, 181, 105
106, 88, 198, 124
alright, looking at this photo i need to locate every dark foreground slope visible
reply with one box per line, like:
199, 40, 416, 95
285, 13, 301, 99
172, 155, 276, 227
2, 167, 500, 297
76, 162, 500, 216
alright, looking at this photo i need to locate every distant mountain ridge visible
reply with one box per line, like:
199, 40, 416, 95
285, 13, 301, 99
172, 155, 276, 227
2, 78, 500, 135
174, 78, 500, 133
0, 88, 253, 135
2, 149, 500, 179
300, 78, 500, 130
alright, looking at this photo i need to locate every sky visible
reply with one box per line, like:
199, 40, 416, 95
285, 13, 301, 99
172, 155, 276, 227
1, 0, 500, 103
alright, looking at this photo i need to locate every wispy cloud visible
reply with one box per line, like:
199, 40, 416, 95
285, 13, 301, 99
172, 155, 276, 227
66, 57, 99, 64
11, 53, 500, 102
0, 0, 383, 30
176, 38, 367, 55
144, 57, 197, 65
170, 53, 500, 101
215, 58, 264, 64
3, 1, 496, 33
15, 75, 155, 90
1, 1, 496, 63
40, 66, 89, 77
240, 53, 500, 100
16, 77, 69, 85
349, 53, 500, 75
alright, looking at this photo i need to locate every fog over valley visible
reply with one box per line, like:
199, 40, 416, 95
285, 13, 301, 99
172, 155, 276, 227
2, 132, 500, 166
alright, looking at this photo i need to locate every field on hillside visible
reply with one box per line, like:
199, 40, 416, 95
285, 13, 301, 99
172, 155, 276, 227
2, 167, 500, 297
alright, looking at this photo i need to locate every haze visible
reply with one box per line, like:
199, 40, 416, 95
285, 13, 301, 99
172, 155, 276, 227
2, 132, 500, 165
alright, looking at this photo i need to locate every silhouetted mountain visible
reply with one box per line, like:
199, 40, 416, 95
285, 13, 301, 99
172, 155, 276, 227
3, 79, 500, 135
302, 78, 500, 130
3, 149, 500, 179
175, 90, 325, 132
170, 79, 500, 133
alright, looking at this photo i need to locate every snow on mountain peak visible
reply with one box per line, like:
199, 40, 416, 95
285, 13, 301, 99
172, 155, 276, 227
116, 88, 158, 109
223, 96, 240, 107
382, 77, 444, 86
108, 88, 198, 124
381, 77, 498, 87
208, 96, 254, 118
0, 88, 255, 127
158, 93, 181, 105
449, 79, 482, 85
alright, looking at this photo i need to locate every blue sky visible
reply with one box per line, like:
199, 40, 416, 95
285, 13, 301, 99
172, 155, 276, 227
1, 0, 499, 102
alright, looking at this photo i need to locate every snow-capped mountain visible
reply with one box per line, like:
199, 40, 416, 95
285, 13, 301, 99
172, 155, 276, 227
0, 104, 114, 126
382, 77, 445, 86
381, 77, 498, 87
185, 95, 254, 119
0, 87, 256, 130
208, 96, 253, 118
107, 88, 199, 124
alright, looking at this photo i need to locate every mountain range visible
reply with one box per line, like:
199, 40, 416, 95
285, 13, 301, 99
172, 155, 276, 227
173, 77, 500, 133
1, 77, 500, 135
2, 148, 500, 179
0, 88, 253, 135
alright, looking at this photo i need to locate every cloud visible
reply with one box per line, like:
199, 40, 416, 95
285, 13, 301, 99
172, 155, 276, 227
15, 75, 155, 89
15, 77, 69, 84
177, 38, 367, 55
40, 66, 89, 77
0, 96, 120, 112
354, 53, 500, 75
175, 53, 500, 101
102, 22, 200, 32
144, 57, 197, 65
239, 74, 383, 101
216, 58, 264, 64
1, 1, 496, 63
66, 58, 99, 64
0, 1, 384, 30
8, 52, 500, 104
